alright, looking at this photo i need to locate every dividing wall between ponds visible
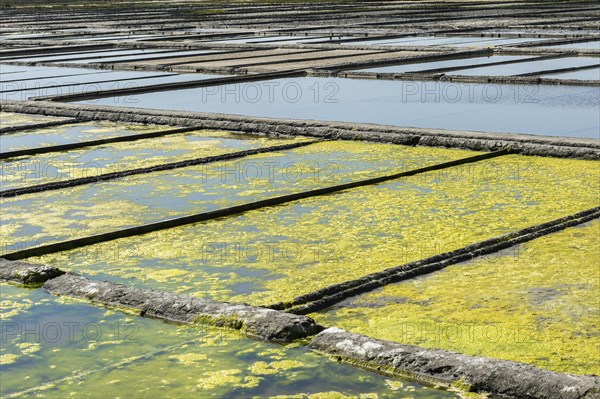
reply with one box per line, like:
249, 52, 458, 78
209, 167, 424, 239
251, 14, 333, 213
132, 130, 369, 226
2, 219, 599, 399
7, 154, 597, 306
62, 76, 600, 139
2, 100, 598, 159
312, 220, 600, 377
1, 279, 433, 399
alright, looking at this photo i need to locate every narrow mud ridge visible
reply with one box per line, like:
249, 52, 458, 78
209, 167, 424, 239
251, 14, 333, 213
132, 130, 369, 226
0, 118, 83, 135
42, 273, 323, 343
35, 70, 306, 102
0, 44, 114, 57
0, 259, 64, 285
0, 139, 321, 198
276, 206, 600, 313
1, 150, 507, 261
20, 48, 480, 77
320, 70, 600, 87
2, 101, 597, 159
309, 328, 600, 399
0, 126, 205, 160
517, 63, 600, 78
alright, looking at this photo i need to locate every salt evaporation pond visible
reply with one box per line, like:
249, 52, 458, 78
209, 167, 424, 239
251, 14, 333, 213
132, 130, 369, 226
82, 77, 600, 138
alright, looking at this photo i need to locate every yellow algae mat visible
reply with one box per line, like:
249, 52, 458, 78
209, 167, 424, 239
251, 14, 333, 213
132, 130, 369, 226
2, 141, 472, 249
0, 283, 451, 398
0, 111, 67, 127
22, 153, 598, 312
1, 121, 173, 153
1, 129, 306, 190
314, 221, 600, 375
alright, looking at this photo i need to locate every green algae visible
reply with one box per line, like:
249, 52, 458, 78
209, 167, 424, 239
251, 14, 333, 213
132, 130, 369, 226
0, 283, 457, 398
0, 120, 172, 153
1, 130, 306, 190
27, 154, 599, 307
312, 349, 458, 395
314, 221, 600, 376
0, 288, 34, 319
1, 140, 472, 251
193, 314, 244, 330
0, 353, 20, 365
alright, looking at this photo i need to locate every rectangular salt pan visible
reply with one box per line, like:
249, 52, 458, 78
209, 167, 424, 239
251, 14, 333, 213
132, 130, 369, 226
448, 56, 599, 76
0, 283, 435, 399
8, 49, 169, 63
0, 64, 121, 81
0, 122, 171, 152
355, 55, 532, 73
0, 131, 298, 191
82, 77, 600, 138
347, 36, 544, 47
540, 40, 600, 50
542, 67, 600, 81
27, 156, 599, 306
0, 143, 472, 249
1, 65, 224, 101
62, 50, 220, 64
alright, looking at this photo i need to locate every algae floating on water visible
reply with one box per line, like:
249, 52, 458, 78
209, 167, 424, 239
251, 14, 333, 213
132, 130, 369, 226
0, 112, 69, 128
27, 154, 600, 306
314, 221, 600, 375
1, 141, 471, 251
0, 283, 458, 398
0, 129, 302, 191
0, 120, 172, 153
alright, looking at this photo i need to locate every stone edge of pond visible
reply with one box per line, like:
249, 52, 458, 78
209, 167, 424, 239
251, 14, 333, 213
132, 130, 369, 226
2, 258, 600, 398
1, 100, 598, 159
0, 258, 65, 285
0, 259, 323, 343
318, 69, 600, 87
309, 327, 600, 399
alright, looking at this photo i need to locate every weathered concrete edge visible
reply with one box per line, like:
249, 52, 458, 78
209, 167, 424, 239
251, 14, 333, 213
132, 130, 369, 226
309, 328, 600, 399
0, 258, 65, 285
0, 259, 323, 343
44, 273, 324, 343
1, 101, 598, 159
2, 260, 599, 397
315, 69, 600, 87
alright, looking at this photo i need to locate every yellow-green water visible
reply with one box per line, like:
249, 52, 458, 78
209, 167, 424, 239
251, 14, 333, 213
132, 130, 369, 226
1, 120, 175, 155
1, 130, 307, 190
24, 154, 599, 307
4, 126, 598, 379
1, 141, 473, 250
0, 283, 458, 398
0, 112, 68, 128
314, 221, 600, 375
